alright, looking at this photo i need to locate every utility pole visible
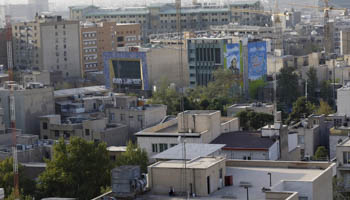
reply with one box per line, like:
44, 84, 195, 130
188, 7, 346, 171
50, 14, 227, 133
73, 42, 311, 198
6, 15, 19, 199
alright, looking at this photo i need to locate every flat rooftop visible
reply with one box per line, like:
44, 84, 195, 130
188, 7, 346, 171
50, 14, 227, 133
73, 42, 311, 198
150, 157, 225, 169
152, 143, 225, 160
211, 131, 275, 150
210, 166, 324, 200
54, 86, 108, 98
338, 138, 350, 146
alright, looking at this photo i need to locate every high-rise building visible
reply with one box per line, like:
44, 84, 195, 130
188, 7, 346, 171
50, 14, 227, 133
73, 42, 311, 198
12, 15, 81, 78
80, 21, 141, 76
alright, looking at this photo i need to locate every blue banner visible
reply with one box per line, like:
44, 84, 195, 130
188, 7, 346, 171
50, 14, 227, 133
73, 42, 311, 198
225, 43, 241, 74
248, 41, 267, 80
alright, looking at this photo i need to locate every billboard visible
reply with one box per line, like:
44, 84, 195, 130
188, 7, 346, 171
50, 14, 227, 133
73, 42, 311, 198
225, 43, 241, 75
247, 41, 267, 80
103, 51, 149, 90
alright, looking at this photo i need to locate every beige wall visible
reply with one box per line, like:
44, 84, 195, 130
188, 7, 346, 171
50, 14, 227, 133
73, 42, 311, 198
148, 159, 226, 196
147, 46, 189, 88
41, 21, 81, 78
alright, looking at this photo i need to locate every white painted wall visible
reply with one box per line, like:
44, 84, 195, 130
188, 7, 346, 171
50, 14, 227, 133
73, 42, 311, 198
269, 141, 279, 160
288, 133, 298, 152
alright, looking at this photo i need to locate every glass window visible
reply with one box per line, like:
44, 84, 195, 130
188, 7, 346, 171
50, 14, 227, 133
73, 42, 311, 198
42, 122, 48, 130
159, 143, 168, 152
85, 129, 90, 136
152, 144, 158, 153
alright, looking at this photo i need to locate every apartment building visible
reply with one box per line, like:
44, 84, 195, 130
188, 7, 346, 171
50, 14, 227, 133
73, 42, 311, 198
80, 21, 141, 75
136, 110, 239, 158
0, 82, 54, 135
12, 15, 81, 78
39, 115, 129, 146
69, 1, 269, 37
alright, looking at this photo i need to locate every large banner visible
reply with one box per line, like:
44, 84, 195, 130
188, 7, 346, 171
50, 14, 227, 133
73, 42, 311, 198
225, 43, 241, 75
248, 41, 267, 80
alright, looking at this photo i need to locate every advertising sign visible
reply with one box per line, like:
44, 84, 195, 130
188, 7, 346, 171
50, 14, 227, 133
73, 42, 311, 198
247, 41, 267, 80
225, 43, 241, 75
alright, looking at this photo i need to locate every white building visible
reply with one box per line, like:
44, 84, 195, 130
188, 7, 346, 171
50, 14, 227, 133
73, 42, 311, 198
136, 110, 239, 158
337, 84, 350, 116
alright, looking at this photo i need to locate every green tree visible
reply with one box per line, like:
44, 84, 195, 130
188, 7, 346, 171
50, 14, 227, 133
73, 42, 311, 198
149, 78, 180, 115
320, 80, 334, 107
5, 189, 33, 200
306, 67, 318, 105
287, 96, 315, 124
316, 100, 334, 115
277, 67, 300, 109
236, 110, 274, 130
37, 137, 112, 199
249, 79, 267, 100
115, 141, 148, 173
0, 158, 36, 197
313, 146, 328, 161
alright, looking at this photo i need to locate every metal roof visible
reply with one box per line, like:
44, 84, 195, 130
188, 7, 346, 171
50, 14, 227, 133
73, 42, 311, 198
210, 131, 275, 149
54, 86, 108, 98
152, 143, 225, 160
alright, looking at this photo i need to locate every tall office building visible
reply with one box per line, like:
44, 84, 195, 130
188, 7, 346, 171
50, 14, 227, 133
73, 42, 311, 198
12, 15, 81, 78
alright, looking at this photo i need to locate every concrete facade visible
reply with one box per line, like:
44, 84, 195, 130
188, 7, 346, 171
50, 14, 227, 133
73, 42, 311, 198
69, 2, 269, 37
39, 115, 129, 146
106, 95, 167, 134
148, 157, 226, 196
0, 82, 54, 135
12, 15, 81, 78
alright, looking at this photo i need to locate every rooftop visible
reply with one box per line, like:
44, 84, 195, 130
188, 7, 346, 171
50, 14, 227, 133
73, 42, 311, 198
338, 138, 350, 147
210, 131, 276, 150
150, 157, 225, 169
211, 166, 324, 200
54, 86, 108, 98
152, 143, 225, 160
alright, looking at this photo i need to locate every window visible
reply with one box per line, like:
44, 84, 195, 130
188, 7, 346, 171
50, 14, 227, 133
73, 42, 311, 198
117, 36, 124, 42
85, 129, 90, 136
109, 113, 115, 121
343, 152, 350, 164
152, 144, 158, 153
120, 114, 125, 121
159, 143, 168, 152
43, 122, 48, 130
298, 135, 305, 145
219, 168, 223, 178
54, 130, 59, 137
215, 48, 221, 64
170, 144, 177, 148
63, 131, 70, 139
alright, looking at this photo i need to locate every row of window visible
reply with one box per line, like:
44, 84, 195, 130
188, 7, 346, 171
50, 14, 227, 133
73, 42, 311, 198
85, 63, 98, 68
152, 143, 177, 153
84, 48, 97, 53
84, 40, 97, 45
83, 32, 97, 38
84, 55, 97, 61
195, 47, 221, 63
